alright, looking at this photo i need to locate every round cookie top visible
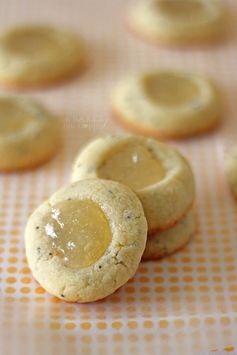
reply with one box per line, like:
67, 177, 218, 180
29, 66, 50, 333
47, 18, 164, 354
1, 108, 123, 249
113, 70, 221, 139
0, 96, 61, 171
0, 25, 87, 88
71, 135, 195, 232
128, 0, 226, 45
25, 179, 147, 302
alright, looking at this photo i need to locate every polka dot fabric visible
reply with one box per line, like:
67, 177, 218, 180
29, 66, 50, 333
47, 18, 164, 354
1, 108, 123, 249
0, 0, 236, 354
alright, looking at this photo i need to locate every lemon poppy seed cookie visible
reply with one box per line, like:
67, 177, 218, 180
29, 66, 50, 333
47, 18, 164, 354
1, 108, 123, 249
71, 135, 195, 233
143, 209, 195, 260
0, 96, 61, 171
128, 0, 226, 46
25, 179, 147, 303
113, 71, 221, 139
0, 25, 87, 89
225, 147, 237, 199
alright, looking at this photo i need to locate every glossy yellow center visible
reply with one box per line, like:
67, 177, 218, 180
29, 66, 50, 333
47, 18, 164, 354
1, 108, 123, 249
0, 100, 34, 134
145, 73, 199, 106
158, 0, 204, 19
44, 199, 112, 269
98, 143, 165, 190
3, 28, 59, 56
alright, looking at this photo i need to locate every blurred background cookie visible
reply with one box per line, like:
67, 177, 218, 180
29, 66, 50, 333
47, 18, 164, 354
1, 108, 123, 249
0, 96, 61, 171
113, 70, 221, 139
0, 25, 88, 89
128, 0, 226, 46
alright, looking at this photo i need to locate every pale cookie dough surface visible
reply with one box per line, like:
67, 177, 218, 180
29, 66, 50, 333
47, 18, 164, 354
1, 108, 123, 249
225, 147, 237, 199
128, 0, 226, 46
25, 179, 147, 303
143, 209, 195, 260
113, 70, 221, 139
71, 135, 195, 233
0, 96, 61, 171
0, 25, 87, 88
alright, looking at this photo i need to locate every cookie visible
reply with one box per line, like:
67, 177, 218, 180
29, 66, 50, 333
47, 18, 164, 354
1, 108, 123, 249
0, 25, 87, 89
25, 179, 147, 303
143, 209, 195, 260
128, 0, 226, 46
71, 135, 195, 233
225, 147, 237, 199
0, 96, 61, 171
113, 70, 221, 139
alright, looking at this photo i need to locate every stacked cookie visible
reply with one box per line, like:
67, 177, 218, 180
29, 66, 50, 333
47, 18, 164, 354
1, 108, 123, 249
71, 134, 196, 260
25, 134, 195, 303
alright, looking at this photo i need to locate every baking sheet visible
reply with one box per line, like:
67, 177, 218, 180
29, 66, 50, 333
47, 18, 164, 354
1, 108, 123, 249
1, 0, 237, 354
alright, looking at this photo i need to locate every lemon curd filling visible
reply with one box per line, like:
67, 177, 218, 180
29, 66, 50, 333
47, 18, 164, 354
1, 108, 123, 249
98, 143, 165, 190
144, 73, 199, 107
44, 199, 112, 268
157, 0, 205, 19
0, 99, 34, 135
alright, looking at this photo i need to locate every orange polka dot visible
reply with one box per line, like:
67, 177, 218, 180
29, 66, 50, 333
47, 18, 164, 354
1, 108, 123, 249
154, 276, 164, 283
169, 276, 179, 283
9, 247, 18, 254
140, 286, 149, 293
8, 257, 18, 263
50, 322, 61, 330
5, 287, 16, 294
21, 277, 31, 284
20, 267, 30, 274
81, 335, 92, 344
6, 277, 17, 284
65, 322, 76, 330
65, 307, 76, 313
112, 322, 123, 329
96, 334, 107, 343
97, 322, 107, 330
140, 276, 149, 283
174, 319, 185, 328
125, 286, 135, 294
205, 317, 215, 325
7, 266, 17, 273
159, 320, 169, 328
142, 320, 153, 329
112, 333, 123, 342
128, 321, 138, 329
189, 318, 200, 327
35, 287, 45, 294
128, 334, 138, 342
224, 347, 235, 352
183, 275, 193, 283
20, 287, 30, 294
220, 317, 231, 325
81, 322, 92, 330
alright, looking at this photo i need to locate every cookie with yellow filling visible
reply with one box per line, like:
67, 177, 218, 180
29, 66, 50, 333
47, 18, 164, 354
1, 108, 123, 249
225, 147, 237, 199
143, 209, 195, 260
113, 70, 221, 139
128, 0, 226, 46
0, 96, 61, 171
25, 179, 147, 302
0, 25, 87, 89
71, 135, 195, 233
